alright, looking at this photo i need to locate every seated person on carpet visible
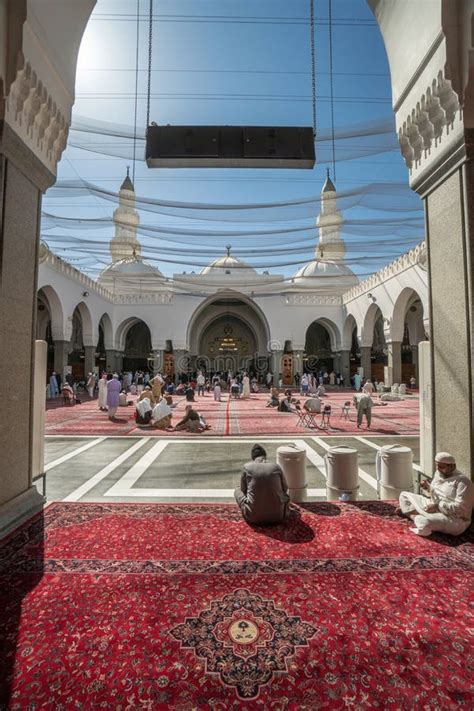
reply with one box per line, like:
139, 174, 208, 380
135, 397, 153, 426
119, 390, 128, 407
278, 390, 297, 413
61, 382, 75, 405
185, 386, 195, 402
316, 385, 326, 397
396, 451, 473, 537
151, 397, 173, 430
266, 386, 279, 408
137, 385, 156, 407
234, 444, 290, 526
173, 405, 210, 432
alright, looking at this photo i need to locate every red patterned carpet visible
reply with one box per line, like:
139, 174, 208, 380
1, 502, 472, 708
45, 390, 419, 436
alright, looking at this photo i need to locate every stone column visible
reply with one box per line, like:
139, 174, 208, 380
360, 346, 372, 381
54, 340, 70, 380
0, 0, 97, 535
411, 345, 419, 384
272, 350, 283, 383
105, 349, 116, 372
340, 350, 351, 386
153, 349, 164, 373
293, 350, 304, 376
386, 341, 402, 386
84, 346, 95, 376
173, 350, 188, 375
115, 351, 124, 373
368, 0, 474, 476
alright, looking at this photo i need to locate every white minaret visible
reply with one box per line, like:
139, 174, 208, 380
109, 168, 141, 263
315, 169, 345, 261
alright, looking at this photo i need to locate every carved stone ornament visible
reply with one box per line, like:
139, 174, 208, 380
397, 70, 461, 171
5, 54, 69, 174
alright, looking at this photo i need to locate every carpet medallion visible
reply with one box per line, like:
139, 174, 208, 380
1, 502, 472, 709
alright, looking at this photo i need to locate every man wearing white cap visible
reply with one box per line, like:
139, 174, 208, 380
397, 452, 473, 536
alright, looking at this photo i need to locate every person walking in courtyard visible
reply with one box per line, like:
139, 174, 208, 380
86, 372, 96, 399
98, 372, 108, 411
354, 392, 372, 428
49, 371, 59, 398
106, 373, 121, 421
234, 444, 290, 525
397, 452, 473, 537
242, 373, 250, 399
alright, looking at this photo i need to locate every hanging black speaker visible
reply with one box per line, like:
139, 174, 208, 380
145, 125, 315, 168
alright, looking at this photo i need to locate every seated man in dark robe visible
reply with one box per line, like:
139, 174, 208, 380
234, 444, 290, 525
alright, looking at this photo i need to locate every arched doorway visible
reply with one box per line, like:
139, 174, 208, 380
304, 321, 336, 373
188, 293, 271, 377
123, 321, 153, 372
199, 314, 258, 373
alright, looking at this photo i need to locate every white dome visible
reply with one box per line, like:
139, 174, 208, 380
200, 249, 256, 276
293, 259, 358, 287
99, 256, 163, 280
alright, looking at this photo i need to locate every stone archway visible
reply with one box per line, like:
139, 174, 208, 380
187, 293, 271, 376
199, 314, 258, 373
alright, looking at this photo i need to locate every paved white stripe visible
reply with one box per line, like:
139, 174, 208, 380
312, 436, 378, 491
102, 487, 327, 499
45, 437, 106, 472
104, 441, 168, 496
293, 439, 328, 478
63, 438, 150, 502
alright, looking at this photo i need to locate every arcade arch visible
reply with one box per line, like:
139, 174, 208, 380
187, 293, 271, 374
303, 319, 341, 374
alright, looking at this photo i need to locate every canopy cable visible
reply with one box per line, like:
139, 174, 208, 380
328, 0, 336, 180
146, 0, 154, 129
132, 0, 140, 182
310, 0, 317, 142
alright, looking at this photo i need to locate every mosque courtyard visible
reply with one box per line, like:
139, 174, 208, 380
40, 389, 421, 503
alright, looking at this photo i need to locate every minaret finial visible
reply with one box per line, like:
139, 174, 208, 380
126, 165, 130, 178
326, 166, 330, 179
226, 244, 231, 256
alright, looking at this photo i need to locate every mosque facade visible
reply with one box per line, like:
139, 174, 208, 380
38, 173, 428, 387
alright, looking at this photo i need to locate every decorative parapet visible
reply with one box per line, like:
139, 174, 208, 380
42, 250, 114, 301
286, 294, 342, 306
5, 55, 70, 175
343, 241, 427, 304
114, 293, 174, 304
397, 69, 462, 172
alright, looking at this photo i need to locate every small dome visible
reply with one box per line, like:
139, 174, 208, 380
99, 256, 163, 279
293, 259, 358, 287
200, 245, 257, 275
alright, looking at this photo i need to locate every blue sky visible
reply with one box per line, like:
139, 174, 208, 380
41, 0, 423, 280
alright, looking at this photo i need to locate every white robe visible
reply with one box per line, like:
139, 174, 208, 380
98, 377, 108, 408
242, 376, 250, 399
399, 469, 473, 536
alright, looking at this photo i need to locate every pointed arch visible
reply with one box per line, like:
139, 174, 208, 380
37, 285, 64, 340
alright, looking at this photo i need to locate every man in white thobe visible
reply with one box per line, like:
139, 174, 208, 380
397, 452, 473, 536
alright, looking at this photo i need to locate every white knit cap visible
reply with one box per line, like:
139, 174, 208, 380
434, 451, 456, 464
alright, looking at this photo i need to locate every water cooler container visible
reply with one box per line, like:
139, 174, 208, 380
376, 444, 413, 499
325, 446, 359, 501
276, 444, 307, 502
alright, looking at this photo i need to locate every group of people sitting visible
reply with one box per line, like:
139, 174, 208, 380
135, 382, 210, 432
234, 446, 473, 540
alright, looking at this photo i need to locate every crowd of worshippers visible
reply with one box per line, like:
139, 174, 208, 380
234, 445, 474, 539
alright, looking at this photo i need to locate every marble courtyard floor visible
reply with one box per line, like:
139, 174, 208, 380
40, 433, 421, 503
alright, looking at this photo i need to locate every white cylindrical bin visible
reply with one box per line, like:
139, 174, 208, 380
375, 445, 413, 499
277, 444, 307, 503
325, 446, 359, 501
